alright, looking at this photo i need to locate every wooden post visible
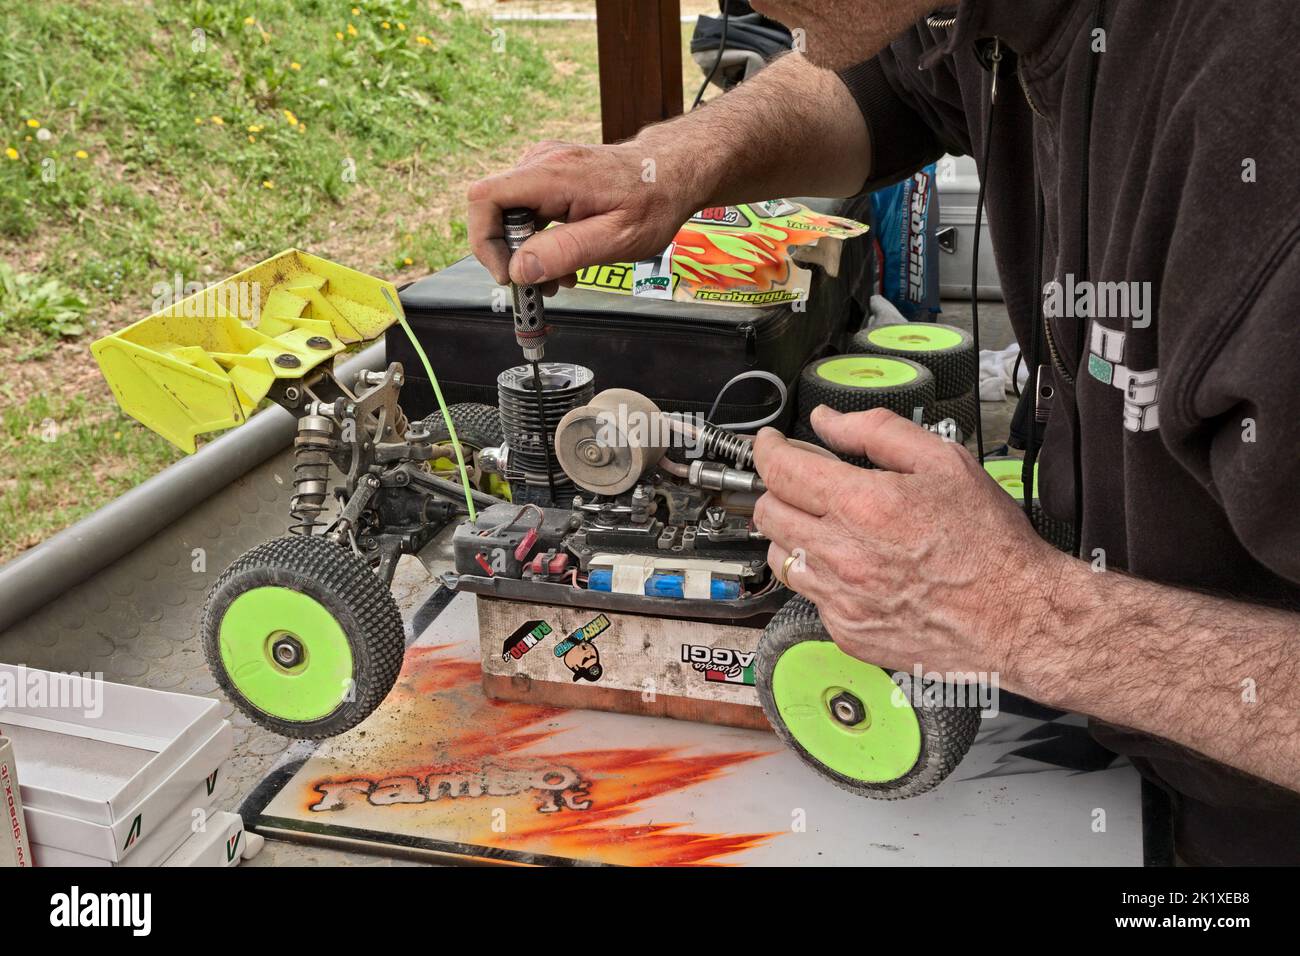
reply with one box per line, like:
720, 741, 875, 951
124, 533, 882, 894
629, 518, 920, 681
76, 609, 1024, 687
594, 0, 684, 144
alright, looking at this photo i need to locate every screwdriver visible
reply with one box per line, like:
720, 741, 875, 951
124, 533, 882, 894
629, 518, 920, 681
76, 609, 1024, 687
502, 208, 557, 504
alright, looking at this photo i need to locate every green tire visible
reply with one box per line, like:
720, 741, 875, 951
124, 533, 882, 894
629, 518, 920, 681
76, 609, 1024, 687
850, 322, 976, 400
200, 535, 405, 738
419, 402, 512, 501
983, 456, 1078, 554
930, 387, 980, 444
755, 595, 980, 799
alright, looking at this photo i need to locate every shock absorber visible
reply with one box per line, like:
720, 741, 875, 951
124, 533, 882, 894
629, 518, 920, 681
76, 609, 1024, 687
694, 423, 755, 471
289, 413, 335, 535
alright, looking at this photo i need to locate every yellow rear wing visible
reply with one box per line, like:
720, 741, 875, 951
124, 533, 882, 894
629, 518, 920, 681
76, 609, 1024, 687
92, 250, 401, 453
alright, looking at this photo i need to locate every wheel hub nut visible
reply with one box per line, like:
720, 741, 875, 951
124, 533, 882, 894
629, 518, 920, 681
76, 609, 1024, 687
829, 691, 866, 726
272, 635, 304, 668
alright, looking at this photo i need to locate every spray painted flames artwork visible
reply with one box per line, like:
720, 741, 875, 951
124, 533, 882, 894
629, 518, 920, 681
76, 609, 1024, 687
271, 639, 781, 866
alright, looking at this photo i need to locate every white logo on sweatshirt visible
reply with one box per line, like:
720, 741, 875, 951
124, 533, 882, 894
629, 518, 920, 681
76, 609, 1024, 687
1086, 321, 1160, 432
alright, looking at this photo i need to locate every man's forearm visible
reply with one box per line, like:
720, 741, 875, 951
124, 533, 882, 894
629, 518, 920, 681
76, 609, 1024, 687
634, 54, 871, 209
1006, 555, 1300, 792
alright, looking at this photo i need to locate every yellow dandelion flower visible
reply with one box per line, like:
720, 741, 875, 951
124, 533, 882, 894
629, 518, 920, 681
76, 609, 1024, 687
247, 124, 263, 133
381, 21, 390, 30
289, 61, 301, 71
335, 31, 344, 40
247, 135, 256, 143
397, 22, 406, 31
416, 35, 430, 45
243, 16, 255, 26
4, 147, 17, 160
194, 117, 205, 125
403, 257, 413, 266
210, 115, 224, 125
351, 6, 360, 15
75, 149, 89, 159
26, 119, 40, 128
262, 180, 275, 189
347, 23, 357, 36
283, 109, 298, 126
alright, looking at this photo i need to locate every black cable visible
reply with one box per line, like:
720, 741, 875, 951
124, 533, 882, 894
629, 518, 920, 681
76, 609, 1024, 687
1023, 185, 1046, 525
969, 41, 1002, 464
692, 8, 732, 110
1070, 0, 1106, 556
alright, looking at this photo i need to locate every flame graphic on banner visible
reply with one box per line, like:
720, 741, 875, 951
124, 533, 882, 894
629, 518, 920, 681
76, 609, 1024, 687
299, 644, 778, 866
674, 211, 862, 292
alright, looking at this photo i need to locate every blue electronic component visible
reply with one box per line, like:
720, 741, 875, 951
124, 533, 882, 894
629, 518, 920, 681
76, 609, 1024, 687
587, 569, 741, 600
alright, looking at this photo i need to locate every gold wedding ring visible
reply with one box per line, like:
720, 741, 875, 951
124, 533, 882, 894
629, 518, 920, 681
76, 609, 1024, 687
778, 553, 800, 588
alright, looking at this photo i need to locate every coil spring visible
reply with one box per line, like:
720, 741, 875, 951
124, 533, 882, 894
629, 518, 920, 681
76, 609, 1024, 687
697, 423, 754, 470
289, 415, 335, 535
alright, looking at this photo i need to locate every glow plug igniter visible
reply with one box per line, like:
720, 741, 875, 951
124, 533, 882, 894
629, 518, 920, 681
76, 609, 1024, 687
502, 208, 546, 363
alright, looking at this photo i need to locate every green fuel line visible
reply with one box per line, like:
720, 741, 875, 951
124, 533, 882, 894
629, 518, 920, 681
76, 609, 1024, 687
381, 288, 477, 522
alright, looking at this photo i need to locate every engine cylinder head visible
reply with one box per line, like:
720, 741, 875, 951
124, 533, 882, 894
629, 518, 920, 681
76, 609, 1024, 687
497, 363, 595, 503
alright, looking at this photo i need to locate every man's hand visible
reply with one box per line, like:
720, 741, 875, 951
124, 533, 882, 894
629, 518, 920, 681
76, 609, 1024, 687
467, 54, 871, 292
468, 140, 701, 294
757, 405, 1300, 793
753, 405, 1065, 679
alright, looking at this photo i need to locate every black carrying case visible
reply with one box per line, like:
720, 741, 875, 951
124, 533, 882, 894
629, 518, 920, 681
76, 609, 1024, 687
391, 253, 864, 428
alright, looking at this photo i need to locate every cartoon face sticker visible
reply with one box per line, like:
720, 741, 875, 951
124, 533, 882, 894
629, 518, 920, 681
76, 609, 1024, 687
561, 639, 603, 683
553, 614, 610, 683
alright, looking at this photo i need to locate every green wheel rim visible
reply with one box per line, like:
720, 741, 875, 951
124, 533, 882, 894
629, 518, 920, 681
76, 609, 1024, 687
219, 586, 354, 722
983, 459, 1038, 500
432, 443, 512, 500
771, 641, 921, 782
866, 324, 964, 352
815, 356, 919, 389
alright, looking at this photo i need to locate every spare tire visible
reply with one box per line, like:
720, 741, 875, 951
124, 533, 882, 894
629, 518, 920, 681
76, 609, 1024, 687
851, 322, 975, 400
983, 456, 1077, 553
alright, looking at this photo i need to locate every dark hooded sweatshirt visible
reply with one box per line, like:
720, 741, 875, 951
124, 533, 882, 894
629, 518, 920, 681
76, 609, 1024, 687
837, 0, 1300, 864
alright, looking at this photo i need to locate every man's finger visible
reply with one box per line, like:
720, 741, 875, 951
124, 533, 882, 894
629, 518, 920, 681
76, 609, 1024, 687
753, 427, 867, 517
810, 405, 964, 474
467, 198, 511, 285
766, 542, 823, 600
753, 491, 821, 551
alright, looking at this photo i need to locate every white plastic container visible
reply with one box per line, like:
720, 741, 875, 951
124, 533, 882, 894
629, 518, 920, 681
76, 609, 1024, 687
935, 154, 1003, 301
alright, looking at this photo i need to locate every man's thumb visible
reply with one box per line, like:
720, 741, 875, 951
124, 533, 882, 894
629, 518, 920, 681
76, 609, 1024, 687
508, 218, 608, 285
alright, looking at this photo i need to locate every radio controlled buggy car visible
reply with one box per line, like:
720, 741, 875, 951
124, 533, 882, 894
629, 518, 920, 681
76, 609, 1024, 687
92, 250, 981, 800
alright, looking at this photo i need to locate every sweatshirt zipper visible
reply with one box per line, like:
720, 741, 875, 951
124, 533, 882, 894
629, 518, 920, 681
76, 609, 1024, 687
1042, 310, 1075, 386
1017, 63, 1047, 118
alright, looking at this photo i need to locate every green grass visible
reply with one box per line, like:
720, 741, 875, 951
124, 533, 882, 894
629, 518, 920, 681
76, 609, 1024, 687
0, 0, 555, 281
0, 1, 612, 561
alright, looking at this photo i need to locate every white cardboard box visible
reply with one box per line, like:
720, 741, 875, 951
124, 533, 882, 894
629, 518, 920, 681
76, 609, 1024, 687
1, 736, 33, 867
31, 774, 221, 867
0, 663, 223, 825
22, 721, 232, 861
162, 811, 257, 867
